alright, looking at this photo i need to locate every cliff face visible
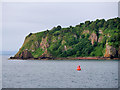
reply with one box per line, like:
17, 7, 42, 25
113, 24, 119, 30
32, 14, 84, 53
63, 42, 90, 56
40, 37, 49, 51
89, 32, 97, 45
14, 17, 120, 59
40, 37, 51, 57
118, 46, 120, 58
15, 49, 33, 59
104, 43, 117, 58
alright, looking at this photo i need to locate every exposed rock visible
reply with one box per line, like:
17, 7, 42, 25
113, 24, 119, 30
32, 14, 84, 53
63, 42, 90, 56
40, 37, 49, 51
10, 56, 16, 59
39, 56, 53, 60
35, 41, 40, 48
39, 37, 50, 57
14, 34, 33, 58
15, 49, 33, 59
98, 36, 103, 42
30, 40, 40, 52
89, 32, 97, 45
64, 45, 67, 51
104, 43, 117, 58
118, 46, 120, 58
40, 49, 52, 57
63, 45, 72, 51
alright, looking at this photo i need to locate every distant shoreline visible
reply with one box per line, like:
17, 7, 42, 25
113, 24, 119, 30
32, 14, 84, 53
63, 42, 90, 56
9, 56, 119, 60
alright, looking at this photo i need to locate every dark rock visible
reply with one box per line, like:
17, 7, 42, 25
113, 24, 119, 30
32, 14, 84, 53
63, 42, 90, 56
10, 56, 15, 59
39, 56, 53, 60
28, 33, 32, 37
118, 46, 120, 58
19, 49, 33, 59
34, 58, 39, 59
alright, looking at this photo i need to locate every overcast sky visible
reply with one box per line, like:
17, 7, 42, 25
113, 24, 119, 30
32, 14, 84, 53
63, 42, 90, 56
2, 2, 118, 51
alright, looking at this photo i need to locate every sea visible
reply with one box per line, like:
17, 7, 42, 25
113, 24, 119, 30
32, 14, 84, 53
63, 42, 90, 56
1, 52, 119, 88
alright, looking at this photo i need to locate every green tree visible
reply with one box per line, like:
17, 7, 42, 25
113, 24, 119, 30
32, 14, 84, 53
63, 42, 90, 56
56, 25, 62, 30
85, 21, 91, 27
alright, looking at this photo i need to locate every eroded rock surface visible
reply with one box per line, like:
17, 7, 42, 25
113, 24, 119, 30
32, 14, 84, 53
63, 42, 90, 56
15, 49, 33, 59
104, 43, 116, 58
40, 37, 49, 51
118, 46, 120, 58
89, 32, 97, 45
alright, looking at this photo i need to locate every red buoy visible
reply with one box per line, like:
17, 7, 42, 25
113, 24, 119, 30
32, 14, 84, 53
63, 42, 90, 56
77, 65, 81, 71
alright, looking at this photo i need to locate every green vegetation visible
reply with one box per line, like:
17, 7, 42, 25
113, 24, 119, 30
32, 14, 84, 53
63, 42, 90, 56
16, 17, 120, 58
31, 48, 44, 58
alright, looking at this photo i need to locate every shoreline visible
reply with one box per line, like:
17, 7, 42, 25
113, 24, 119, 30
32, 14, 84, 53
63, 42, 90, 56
9, 56, 119, 60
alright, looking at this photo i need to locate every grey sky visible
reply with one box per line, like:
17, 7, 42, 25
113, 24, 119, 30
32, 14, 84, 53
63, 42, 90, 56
2, 2, 118, 51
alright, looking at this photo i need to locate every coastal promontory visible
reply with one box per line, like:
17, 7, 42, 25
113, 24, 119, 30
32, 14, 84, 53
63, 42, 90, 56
11, 17, 120, 60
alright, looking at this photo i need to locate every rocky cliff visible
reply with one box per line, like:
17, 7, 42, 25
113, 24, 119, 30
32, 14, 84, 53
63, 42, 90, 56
13, 17, 120, 59
15, 49, 33, 59
118, 46, 120, 58
89, 32, 98, 45
104, 43, 117, 58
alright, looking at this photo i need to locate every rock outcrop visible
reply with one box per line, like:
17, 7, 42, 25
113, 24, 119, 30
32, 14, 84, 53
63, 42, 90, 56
64, 45, 67, 51
118, 46, 120, 58
29, 41, 40, 52
89, 32, 97, 45
34, 41, 40, 48
39, 37, 50, 57
11, 17, 119, 59
40, 49, 52, 57
15, 49, 33, 59
63, 45, 72, 51
104, 43, 116, 58
40, 37, 49, 51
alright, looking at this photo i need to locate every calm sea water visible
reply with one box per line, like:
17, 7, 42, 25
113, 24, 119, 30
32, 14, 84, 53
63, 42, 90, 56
2, 55, 118, 88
